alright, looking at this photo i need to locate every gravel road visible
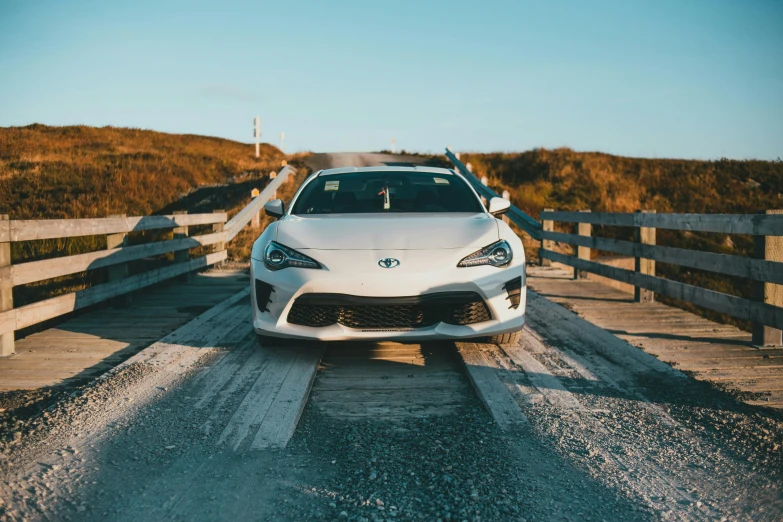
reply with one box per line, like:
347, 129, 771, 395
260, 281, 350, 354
1, 291, 781, 521
0, 339, 646, 521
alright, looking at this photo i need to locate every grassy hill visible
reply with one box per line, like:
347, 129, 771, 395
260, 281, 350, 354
0, 124, 286, 220
461, 148, 783, 329
0, 124, 309, 308
461, 148, 783, 217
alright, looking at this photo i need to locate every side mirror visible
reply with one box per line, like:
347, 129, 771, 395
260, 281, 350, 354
264, 199, 285, 219
488, 197, 510, 217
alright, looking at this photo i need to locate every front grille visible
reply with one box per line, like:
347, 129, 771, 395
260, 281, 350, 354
287, 292, 491, 329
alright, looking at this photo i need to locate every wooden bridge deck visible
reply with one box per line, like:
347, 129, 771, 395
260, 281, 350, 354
0, 267, 248, 391
527, 265, 783, 408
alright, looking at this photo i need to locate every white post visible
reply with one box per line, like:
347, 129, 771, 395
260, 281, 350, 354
501, 190, 511, 225
391, 137, 396, 154
254, 116, 262, 158
466, 162, 473, 173
279, 132, 285, 153
270, 171, 277, 200
481, 176, 488, 186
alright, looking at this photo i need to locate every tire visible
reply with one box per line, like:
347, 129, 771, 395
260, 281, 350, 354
485, 330, 521, 345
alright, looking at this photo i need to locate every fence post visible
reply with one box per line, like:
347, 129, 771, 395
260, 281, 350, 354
213, 209, 226, 268
0, 215, 13, 356
251, 188, 261, 228
634, 210, 656, 303
540, 208, 554, 267
107, 214, 131, 307
574, 210, 591, 280
501, 190, 511, 225
752, 209, 783, 347
173, 210, 190, 282
270, 172, 278, 200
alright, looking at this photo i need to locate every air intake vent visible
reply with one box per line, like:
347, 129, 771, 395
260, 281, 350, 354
255, 280, 275, 312
503, 276, 523, 309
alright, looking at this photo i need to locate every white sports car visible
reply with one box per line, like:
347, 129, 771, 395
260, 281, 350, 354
250, 166, 526, 344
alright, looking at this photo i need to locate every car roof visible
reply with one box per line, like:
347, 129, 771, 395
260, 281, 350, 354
318, 165, 457, 176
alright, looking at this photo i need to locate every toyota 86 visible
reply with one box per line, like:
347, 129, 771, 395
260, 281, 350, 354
250, 166, 525, 344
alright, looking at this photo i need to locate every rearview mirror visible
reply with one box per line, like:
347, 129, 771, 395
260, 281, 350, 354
488, 197, 510, 217
264, 199, 285, 219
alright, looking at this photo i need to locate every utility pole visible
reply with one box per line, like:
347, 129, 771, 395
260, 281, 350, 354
390, 137, 396, 154
279, 132, 285, 153
253, 116, 262, 158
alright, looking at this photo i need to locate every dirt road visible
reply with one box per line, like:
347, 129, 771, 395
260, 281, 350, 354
306, 152, 442, 171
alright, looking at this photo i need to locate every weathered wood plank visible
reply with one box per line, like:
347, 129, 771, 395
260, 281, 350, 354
310, 389, 470, 403
0, 220, 8, 243
224, 165, 296, 241
0, 251, 227, 334
217, 349, 298, 451
251, 345, 324, 449
502, 336, 585, 411
313, 377, 466, 391
540, 210, 783, 235
9, 213, 227, 242
541, 230, 783, 285
527, 266, 783, 408
11, 231, 227, 286
540, 249, 783, 330
1, 215, 13, 356
455, 342, 528, 429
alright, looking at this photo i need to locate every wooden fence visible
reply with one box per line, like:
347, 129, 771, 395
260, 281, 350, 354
445, 148, 783, 347
0, 165, 295, 356
539, 210, 783, 346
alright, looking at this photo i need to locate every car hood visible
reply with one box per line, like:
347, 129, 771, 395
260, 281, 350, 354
275, 213, 498, 250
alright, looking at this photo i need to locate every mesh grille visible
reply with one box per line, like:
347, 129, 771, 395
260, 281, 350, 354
286, 304, 338, 327
449, 300, 492, 325
341, 305, 429, 328
287, 293, 491, 329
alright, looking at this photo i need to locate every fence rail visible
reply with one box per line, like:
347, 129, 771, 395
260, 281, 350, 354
0, 165, 295, 355
0, 213, 227, 242
445, 149, 543, 240
445, 149, 783, 347
542, 210, 783, 236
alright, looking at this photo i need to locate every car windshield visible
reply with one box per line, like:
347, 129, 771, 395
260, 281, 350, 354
291, 171, 484, 215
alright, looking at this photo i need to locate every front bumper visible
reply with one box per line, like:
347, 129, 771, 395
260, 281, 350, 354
250, 256, 526, 341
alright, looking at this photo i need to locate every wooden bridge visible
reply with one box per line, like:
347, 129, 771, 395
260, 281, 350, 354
2, 155, 783, 404
3, 152, 783, 521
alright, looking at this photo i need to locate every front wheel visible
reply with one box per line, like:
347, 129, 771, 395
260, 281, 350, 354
485, 330, 521, 345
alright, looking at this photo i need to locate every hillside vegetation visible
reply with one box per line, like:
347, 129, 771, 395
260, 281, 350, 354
461, 148, 783, 329
462, 148, 783, 218
0, 124, 308, 309
0, 124, 285, 220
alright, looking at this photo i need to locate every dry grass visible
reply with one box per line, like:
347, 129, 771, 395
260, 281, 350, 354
461, 148, 783, 330
0, 124, 285, 221
0, 124, 310, 310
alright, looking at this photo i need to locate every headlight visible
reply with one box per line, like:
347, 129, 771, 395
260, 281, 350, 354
263, 241, 321, 270
458, 240, 513, 268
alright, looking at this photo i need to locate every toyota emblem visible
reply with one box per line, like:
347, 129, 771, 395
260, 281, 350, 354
378, 258, 400, 268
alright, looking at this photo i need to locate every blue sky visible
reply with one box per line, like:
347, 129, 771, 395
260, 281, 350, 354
1, 0, 781, 159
